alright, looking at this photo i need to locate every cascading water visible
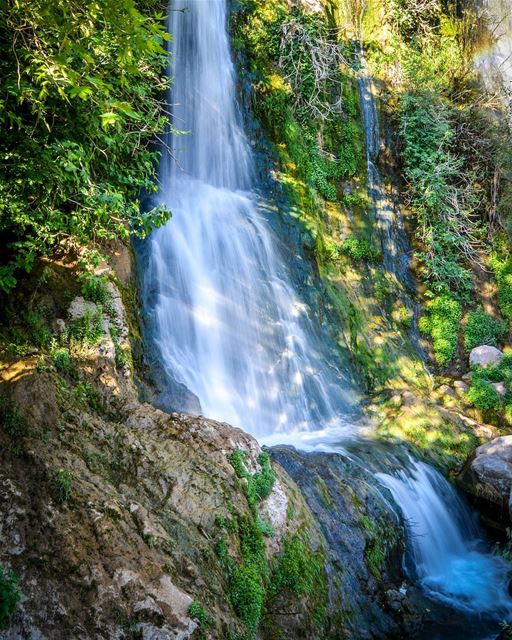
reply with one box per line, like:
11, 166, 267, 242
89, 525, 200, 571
477, 0, 512, 99
378, 459, 511, 616
357, 57, 425, 358
142, 0, 512, 631
142, 0, 359, 439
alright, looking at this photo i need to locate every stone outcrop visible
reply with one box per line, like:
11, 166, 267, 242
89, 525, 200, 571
459, 435, 512, 529
0, 260, 426, 640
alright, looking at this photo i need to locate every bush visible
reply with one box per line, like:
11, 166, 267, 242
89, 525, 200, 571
0, 0, 172, 290
419, 295, 462, 366
463, 308, 506, 351
0, 565, 20, 630
339, 236, 380, 262
466, 378, 502, 412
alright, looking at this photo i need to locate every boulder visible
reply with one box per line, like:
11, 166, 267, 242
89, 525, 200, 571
492, 382, 507, 397
469, 345, 504, 368
459, 435, 512, 525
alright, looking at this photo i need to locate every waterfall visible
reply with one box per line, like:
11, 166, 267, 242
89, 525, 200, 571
478, 0, 512, 100
378, 459, 511, 615
141, 0, 512, 626
142, 0, 359, 438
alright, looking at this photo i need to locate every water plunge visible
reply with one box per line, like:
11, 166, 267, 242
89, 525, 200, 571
378, 459, 511, 616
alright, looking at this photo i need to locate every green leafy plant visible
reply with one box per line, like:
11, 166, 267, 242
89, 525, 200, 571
466, 378, 501, 412
229, 450, 276, 511
0, 565, 20, 630
419, 295, 462, 366
68, 307, 104, 345
463, 308, 506, 351
0, 0, 173, 290
188, 601, 212, 637
53, 468, 74, 503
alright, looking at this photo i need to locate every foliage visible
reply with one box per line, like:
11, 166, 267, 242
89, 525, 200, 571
53, 468, 74, 503
188, 601, 212, 637
339, 236, 380, 262
400, 92, 481, 297
0, 565, 20, 631
229, 450, 276, 512
51, 347, 77, 378
463, 308, 506, 352
68, 307, 104, 345
490, 251, 512, 321
0, 395, 28, 439
465, 378, 501, 412
0, 0, 172, 290
80, 275, 112, 310
418, 295, 461, 366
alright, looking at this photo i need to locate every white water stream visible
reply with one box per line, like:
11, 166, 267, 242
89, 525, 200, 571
143, 0, 360, 439
142, 0, 512, 626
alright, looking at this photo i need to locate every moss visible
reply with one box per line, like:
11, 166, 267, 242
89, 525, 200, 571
378, 398, 481, 471
0, 565, 20, 631
315, 477, 334, 508
463, 308, 506, 352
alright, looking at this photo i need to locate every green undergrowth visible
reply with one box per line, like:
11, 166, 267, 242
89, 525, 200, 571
231, 1, 366, 268
0, 565, 20, 631
215, 450, 328, 639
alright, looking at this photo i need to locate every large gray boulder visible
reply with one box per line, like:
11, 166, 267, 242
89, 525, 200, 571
469, 345, 504, 368
459, 435, 512, 526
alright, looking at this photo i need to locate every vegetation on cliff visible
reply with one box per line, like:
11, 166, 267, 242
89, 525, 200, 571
0, 0, 171, 292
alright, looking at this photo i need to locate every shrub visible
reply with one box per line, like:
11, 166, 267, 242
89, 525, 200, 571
340, 236, 380, 262
419, 295, 462, 366
53, 468, 74, 503
463, 308, 506, 351
0, 0, 172, 290
68, 307, 104, 345
0, 565, 20, 630
466, 378, 501, 412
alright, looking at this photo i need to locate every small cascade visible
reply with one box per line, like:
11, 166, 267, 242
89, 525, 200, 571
356, 56, 425, 357
377, 459, 512, 615
477, 0, 512, 100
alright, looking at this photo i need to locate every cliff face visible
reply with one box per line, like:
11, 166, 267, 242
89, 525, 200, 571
0, 250, 424, 640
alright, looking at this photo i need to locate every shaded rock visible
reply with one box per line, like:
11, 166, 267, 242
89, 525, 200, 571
459, 435, 512, 528
67, 296, 98, 320
453, 380, 469, 394
469, 345, 504, 368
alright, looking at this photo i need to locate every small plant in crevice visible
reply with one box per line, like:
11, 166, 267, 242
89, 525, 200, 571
68, 307, 104, 345
53, 468, 74, 503
188, 600, 213, 638
229, 450, 276, 512
0, 565, 20, 630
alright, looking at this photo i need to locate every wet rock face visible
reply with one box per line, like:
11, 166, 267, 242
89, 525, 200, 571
269, 446, 422, 639
459, 435, 512, 529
